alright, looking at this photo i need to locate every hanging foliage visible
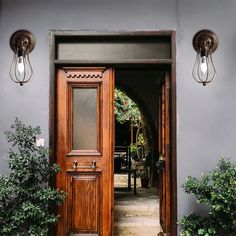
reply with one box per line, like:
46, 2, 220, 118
114, 88, 141, 124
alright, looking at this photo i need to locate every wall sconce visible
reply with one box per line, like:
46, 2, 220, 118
9, 30, 35, 86
192, 29, 219, 86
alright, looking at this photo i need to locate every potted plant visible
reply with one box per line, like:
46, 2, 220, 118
114, 88, 151, 187
179, 157, 236, 236
140, 164, 150, 188
0, 118, 66, 236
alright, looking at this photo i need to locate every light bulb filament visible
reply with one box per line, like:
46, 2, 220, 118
17, 56, 25, 74
200, 56, 207, 74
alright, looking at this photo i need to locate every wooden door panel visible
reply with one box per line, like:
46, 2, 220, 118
160, 82, 166, 231
158, 72, 171, 235
68, 82, 102, 156
68, 173, 101, 234
56, 67, 114, 236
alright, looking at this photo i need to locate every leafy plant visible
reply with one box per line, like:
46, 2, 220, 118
179, 158, 236, 236
114, 89, 150, 177
130, 131, 145, 158
114, 88, 141, 124
0, 118, 66, 236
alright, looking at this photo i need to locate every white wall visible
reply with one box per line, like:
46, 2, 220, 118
1, 0, 236, 232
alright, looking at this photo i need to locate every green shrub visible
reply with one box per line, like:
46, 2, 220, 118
179, 158, 236, 236
0, 118, 66, 236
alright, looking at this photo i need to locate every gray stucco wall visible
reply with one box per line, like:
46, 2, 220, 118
1, 0, 236, 232
177, 0, 236, 221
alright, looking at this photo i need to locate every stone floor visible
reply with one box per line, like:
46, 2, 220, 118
114, 174, 161, 236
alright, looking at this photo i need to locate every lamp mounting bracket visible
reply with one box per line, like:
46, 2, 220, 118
10, 29, 35, 54
193, 29, 218, 53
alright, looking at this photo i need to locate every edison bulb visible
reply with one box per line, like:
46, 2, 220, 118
9, 53, 33, 86
200, 56, 207, 74
192, 52, 216, 86
17, 56, 25, 74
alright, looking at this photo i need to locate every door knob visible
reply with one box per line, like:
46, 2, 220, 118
156, 155, 166, 171
73, 160, 78, 169
91, 160, 96, 169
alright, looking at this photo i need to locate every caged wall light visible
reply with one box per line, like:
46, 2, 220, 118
192, 29, 219, 86
9, 30, 35, 86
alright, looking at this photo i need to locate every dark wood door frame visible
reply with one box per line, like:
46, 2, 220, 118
49, 31, 177, 236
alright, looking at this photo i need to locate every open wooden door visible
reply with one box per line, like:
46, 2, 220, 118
56, 67, 114, 236
157, 72, 171, 236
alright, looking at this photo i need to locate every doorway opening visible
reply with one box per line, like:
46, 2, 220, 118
114, 68, 164, 235
51, 31, 177, 236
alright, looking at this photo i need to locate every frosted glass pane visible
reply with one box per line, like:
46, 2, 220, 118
73, 88, 97, 150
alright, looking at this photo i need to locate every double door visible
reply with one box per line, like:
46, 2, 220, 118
55, 67, 171, 236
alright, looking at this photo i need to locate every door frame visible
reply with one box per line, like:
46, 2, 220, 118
49, 31, 177, 236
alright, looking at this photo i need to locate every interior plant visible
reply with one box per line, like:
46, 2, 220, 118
0, 118, 66, 236
114, 88, 141, 125
129, 128, 145, 159
114, 88, 151, 186
179, 157, 236, 236
114, 88, 145, 158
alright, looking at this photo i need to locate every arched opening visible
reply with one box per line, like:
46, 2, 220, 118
114, 87, 152, 182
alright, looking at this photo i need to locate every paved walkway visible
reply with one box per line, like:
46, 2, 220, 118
114, 174, 161, 236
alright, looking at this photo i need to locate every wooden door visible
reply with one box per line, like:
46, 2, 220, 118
56, 67, 114, 236
157, 72, 171, 235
